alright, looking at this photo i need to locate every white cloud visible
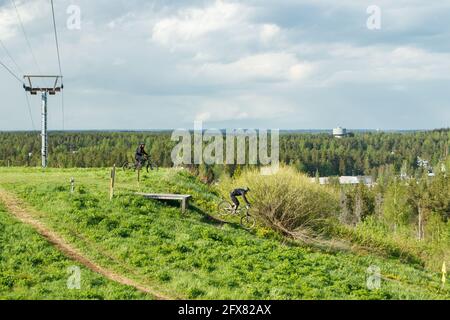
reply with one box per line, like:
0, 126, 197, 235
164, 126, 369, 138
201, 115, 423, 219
150, 0, 287, 63
0, 0, 46, 39
106, 12, 138, 30
0, 8, 17, 39
151, 0, 250, 47
148, 0, 312, 90
192, 94, 297, 123
319, 45, 450, 86
192, 52, 313, 83
260, 24, 280, 44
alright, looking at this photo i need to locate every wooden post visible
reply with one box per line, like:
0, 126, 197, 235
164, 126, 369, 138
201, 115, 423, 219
442, 262, 447, 289
181, 198, 187, 214
110, 164, 116, 200
70, 177, 75, 193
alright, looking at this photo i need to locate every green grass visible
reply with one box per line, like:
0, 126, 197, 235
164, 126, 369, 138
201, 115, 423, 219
0, 167, 448, 300
0, 201, 151, 300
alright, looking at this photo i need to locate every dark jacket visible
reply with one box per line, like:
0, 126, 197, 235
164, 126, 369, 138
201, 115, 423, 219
231, 188, 248, 196
135, 146, 148, 158
230, 188, 250, 205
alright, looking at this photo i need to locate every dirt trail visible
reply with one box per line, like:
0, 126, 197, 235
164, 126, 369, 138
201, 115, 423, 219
0, 188, 171, 300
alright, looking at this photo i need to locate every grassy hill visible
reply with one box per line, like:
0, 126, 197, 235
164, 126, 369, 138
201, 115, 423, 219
0, 201, 151, 299
0, 167, 448, 299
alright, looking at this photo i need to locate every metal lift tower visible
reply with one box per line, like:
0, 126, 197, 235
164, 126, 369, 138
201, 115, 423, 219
23, 75, 63, 168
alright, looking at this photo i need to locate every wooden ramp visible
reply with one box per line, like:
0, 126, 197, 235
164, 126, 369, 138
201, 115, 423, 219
135, 193, 192, 213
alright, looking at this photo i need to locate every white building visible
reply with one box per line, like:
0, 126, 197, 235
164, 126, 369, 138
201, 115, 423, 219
312, 176, 374, 186
333, 127, 347, 138
340, 176, 374, 185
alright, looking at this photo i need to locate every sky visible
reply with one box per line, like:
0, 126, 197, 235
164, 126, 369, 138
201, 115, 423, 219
0, 0, 450, 130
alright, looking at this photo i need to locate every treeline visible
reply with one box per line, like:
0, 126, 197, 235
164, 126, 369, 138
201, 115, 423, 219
329, 166, 449, 270
0, 131, 176, 169
281, 130, 449, 177
0, 130, 449, 179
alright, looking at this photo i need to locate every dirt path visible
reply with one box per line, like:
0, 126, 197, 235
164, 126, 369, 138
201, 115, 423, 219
0, 189, 172, 300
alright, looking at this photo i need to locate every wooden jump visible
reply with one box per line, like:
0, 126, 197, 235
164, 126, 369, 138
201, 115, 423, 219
135, 193, 192, 213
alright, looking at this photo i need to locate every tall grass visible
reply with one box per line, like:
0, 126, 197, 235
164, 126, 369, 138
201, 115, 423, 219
217, 167, 449, 272
218, 166, 340, 243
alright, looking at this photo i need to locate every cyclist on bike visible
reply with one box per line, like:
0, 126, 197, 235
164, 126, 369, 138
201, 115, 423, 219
230, 187, 251, 212
135, 142, 149, 168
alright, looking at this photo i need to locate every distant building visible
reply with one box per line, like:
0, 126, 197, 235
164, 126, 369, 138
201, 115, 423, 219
339, 176, 374, 185
333, 127, 347, 138
312, 176, 374, 186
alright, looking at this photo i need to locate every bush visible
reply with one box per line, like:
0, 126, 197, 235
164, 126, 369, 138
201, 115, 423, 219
218, 166, 339, 242
382, 179, 414, 227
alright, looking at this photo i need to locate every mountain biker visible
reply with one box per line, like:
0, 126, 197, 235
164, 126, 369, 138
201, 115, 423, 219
230, 187, 251, 212
135, 142, 149, 168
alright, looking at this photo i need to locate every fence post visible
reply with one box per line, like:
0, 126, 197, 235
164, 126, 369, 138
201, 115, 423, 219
110, 164, 116, 200
70, 177, 75, 193
442, 262, 447, 289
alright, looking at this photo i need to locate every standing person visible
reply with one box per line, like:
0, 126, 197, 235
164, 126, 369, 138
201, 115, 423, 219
135, 142, 149, 169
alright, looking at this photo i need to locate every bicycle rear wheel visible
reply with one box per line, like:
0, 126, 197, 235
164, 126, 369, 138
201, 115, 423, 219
240, 214, 256, 229
122, 161, 131, 171
218, 201, 233, 217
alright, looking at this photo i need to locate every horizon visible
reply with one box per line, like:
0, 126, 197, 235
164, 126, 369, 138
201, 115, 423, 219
1, 127, 447, 133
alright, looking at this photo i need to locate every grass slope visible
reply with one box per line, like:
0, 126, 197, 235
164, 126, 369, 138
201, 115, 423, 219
0, 202, 151, 300
0, 167, 448, 300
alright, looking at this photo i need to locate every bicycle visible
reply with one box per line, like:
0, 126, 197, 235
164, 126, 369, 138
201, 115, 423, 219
217, 200, 256, 229
122, 156, 158, 173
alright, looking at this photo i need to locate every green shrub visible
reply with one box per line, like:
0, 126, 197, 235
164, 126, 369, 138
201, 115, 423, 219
382, 180, 414, 227
218, 166, 340, 242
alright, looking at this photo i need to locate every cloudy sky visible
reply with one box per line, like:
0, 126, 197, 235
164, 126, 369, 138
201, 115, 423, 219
0, 0, 449, 130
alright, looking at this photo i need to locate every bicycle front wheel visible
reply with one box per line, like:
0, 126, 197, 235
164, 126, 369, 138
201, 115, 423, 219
240, 214, 256, 229
149, 162, 158, 171
218, 201, 233, 217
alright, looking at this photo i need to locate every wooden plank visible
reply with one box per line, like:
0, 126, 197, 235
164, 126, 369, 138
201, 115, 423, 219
135, 193, 192, 213
138, 195, 191, 200
135, 192, 191, 200
136, 192, 191, 197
